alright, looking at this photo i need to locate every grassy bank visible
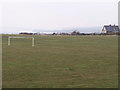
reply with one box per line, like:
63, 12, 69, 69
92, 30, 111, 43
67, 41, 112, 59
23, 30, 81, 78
2, 35, 118, 88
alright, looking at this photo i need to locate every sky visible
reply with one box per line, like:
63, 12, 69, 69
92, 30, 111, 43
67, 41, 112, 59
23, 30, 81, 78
0, 0, 119, 33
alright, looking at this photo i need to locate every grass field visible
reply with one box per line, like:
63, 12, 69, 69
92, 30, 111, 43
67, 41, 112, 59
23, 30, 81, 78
2, 34, 118, 88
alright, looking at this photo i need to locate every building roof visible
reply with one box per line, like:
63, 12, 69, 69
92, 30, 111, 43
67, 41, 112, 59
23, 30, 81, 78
104, 25, 120, 32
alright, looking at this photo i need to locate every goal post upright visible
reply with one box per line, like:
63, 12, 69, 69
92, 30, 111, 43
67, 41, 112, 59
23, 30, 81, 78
32, 37, 34, 47
8, 36, 35, 47
8, 37, 10, 46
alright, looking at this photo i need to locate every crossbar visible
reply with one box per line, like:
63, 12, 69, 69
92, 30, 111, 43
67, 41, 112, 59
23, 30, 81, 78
8, 36, 34, 38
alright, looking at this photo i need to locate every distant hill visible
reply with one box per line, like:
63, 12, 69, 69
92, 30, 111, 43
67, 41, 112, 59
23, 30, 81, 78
33, 27, 102, 34
0, 26, 102, 34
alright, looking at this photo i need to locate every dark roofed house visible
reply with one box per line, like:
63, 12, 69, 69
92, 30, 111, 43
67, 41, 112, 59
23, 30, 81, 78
102, 24, 120, 34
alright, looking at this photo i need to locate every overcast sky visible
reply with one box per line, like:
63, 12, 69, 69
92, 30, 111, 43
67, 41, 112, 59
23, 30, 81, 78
0, 0, 119, 33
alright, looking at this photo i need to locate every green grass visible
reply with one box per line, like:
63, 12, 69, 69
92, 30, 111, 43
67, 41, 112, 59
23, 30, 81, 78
2, 34, 118, 88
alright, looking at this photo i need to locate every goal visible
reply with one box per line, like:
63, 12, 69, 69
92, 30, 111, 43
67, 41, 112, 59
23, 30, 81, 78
8, 36, 35, 46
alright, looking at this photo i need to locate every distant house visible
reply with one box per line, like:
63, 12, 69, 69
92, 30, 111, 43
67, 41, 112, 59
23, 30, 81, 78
102, 24, 120, 34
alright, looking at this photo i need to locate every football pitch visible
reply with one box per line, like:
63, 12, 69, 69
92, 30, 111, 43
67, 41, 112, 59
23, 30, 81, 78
2, 34, 118, 88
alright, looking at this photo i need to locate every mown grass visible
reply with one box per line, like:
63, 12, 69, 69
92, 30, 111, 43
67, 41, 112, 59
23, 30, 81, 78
2, 34, 118, 88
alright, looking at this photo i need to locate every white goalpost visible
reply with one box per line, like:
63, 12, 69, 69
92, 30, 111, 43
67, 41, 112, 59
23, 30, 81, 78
8, 36, 35, 46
